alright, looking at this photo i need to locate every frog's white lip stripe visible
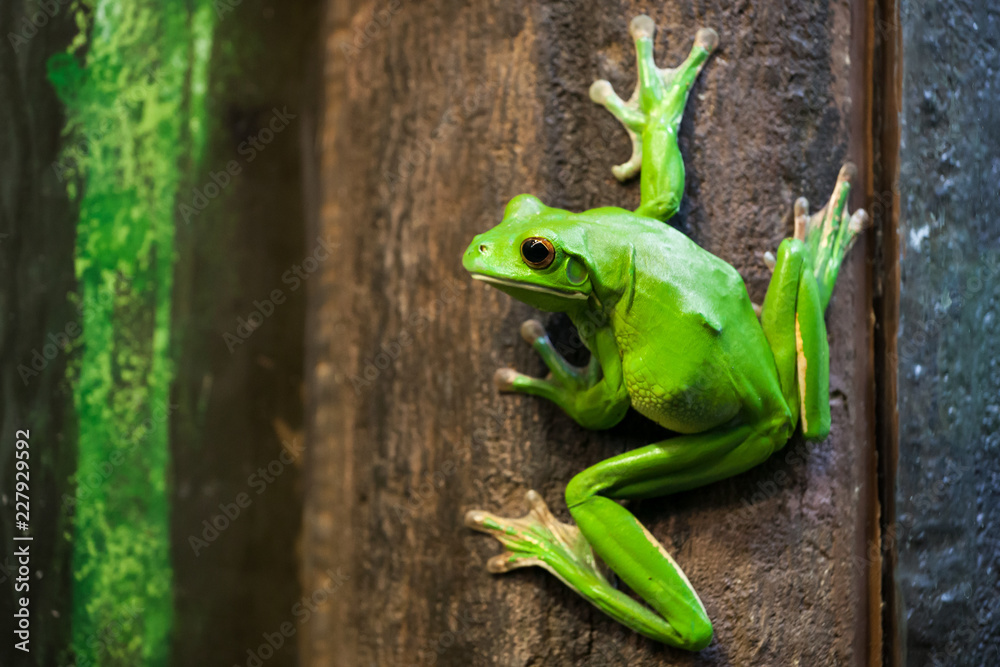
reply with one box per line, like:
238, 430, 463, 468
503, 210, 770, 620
471, 274, 588, 300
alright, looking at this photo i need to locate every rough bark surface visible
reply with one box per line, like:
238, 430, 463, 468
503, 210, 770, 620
307, 1, 876, 664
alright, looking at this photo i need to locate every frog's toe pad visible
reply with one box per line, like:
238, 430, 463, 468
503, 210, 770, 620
612, 157, 641, 182
520, 319, 546, 344
487, 552, 542, 573
849, 208, 870, 234
695, 27, 719, 51
629, 15, 655, 40
589, 79, 615, 104
493, 367, 521, 391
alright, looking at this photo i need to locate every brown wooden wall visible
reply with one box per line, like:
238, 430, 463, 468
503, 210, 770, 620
305, 1, 880, 664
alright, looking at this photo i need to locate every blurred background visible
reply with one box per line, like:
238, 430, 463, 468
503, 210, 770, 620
0, 0, 997, 666
2, 1, 319, 664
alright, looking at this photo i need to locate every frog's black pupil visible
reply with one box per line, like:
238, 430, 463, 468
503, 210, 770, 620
522, 239, 550, 264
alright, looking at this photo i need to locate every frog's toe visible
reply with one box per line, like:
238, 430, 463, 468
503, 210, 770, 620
629, 14, 656, 40
520, 318, 546, 344
463, 508, 502, 532
792, 163, 870, 307
493, 367, 522, 392
695, 27, 719, 52
487, 551, 543, 573
763, 250, 777, 270
611, 150, 642, 182
466, 504, 543, 573
465, 490, 603, 579
838, 161, 858, 185
813, 164, 868, 259
849, 208, 870, 235
588, 79, 615, 105
793, 196, 810, 240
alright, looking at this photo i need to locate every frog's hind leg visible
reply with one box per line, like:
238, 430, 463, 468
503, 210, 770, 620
467, 423, 788, 650
759, 164, 869, 439
465, 490, 689, 645
760, 238, 829, 438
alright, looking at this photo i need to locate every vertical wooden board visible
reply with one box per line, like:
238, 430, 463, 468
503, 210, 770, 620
306, 0, 875, 664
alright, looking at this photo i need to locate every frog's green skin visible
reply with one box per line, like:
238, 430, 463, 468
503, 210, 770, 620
462, 15, 868, 651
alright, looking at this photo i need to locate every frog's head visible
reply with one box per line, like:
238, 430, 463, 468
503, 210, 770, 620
462, 194, 597, 312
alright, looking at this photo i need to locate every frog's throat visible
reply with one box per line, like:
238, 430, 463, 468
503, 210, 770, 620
470, 274, 589, 300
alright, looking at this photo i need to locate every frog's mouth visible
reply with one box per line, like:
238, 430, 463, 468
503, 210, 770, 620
470, 273, 589, 300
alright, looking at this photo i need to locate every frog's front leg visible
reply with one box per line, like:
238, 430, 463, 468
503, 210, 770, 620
590, 16, 718, 221
504, 319, 599, 390
494, 320, 629, 430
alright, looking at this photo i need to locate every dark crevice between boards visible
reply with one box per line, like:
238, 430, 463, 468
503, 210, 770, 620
849, 0, 890, 663
850, 0, 903, 663
869, 0, 902, 664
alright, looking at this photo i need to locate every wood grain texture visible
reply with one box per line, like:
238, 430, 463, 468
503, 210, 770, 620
306, 0, 877, 664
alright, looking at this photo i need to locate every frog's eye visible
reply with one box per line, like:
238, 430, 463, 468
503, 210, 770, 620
520, 237, 555, 269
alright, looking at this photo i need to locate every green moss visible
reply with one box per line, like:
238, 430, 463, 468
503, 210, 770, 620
48, 1, 216, 664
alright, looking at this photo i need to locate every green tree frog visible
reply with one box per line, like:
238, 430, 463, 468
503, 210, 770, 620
461, 15, 868, 651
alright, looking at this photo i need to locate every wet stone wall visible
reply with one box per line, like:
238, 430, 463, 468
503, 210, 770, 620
895, 1, 1000, 664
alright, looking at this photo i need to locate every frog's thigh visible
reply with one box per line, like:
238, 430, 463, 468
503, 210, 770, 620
794, 265, 831, 439
760, 238, 806, 414
567, 419, 788, 505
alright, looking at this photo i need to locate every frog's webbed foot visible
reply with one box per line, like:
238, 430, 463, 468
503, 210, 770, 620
465, 490, 608, 584
794, 163, 870, 307
590, 15, 718, 183
493, 319, 597, 400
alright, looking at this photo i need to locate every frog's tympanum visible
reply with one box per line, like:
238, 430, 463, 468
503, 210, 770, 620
462, 15, 868, 650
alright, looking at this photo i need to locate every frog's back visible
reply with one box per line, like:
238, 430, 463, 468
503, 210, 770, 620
586, 211, 780, 433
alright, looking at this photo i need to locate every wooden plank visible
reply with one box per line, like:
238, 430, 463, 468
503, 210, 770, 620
306, 1, 877, 663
